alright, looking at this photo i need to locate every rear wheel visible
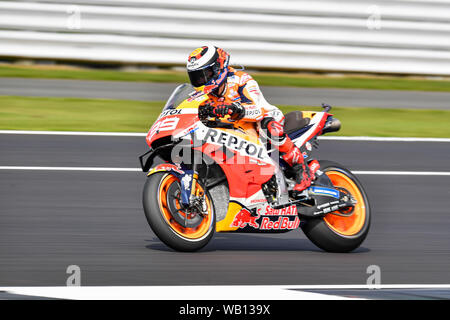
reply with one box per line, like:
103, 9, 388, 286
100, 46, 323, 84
143, 172, 215, 252
301, 160, 371, 252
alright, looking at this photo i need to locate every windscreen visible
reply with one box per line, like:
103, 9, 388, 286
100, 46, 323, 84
162, 83, 196, 111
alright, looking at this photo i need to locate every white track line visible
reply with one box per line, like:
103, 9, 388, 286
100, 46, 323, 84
0, 130, 146, 136
319, 136, 450, 142
0, 130, 449, 142
0, 285, 353, 300
1, 166, 450, 176
1, 284, 449, 300
353, 171, 450, 176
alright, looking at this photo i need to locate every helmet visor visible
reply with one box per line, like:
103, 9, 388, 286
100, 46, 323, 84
188, 65, 216, 88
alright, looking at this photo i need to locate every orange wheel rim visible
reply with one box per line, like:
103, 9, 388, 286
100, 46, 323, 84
158, 174, 213, 240
323, 171, 366, 236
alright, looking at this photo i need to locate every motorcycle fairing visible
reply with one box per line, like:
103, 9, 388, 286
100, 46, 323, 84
290, 111, 328, 148
146, 107, 276, 219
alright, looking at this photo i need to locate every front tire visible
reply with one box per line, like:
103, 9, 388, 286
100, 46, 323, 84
301, 160, 371, 252
143, 172, 215, 252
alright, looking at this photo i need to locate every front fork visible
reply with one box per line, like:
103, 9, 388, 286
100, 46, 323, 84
180, 134, 204, 208
179, 162, 204, 212
189, 163, 200, 202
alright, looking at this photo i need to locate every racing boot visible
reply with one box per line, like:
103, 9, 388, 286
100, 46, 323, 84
278, 137, 316, 192
262, 118, 319, 192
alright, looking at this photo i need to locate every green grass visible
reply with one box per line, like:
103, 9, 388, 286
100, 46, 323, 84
0, 96, 164, 132
1, 96, 449, 137
0, 65, 187, 83
1, 64, 450, 92
281, 105, 450, 138
254, 74, 450, 92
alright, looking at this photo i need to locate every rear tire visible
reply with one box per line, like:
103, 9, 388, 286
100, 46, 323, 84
143, 172, 215, 252
301, 160, 371, 252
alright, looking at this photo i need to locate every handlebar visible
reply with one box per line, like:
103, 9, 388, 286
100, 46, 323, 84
203, 120, 235, 129
199, 104, 235, 129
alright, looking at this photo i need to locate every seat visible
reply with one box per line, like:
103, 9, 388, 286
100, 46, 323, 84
283, 111, 310, 135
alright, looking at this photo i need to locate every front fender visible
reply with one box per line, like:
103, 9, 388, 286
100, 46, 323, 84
147, 163, 193, 206
147, 163, 184, 177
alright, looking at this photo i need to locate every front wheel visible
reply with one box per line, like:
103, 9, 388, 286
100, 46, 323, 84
301, 160, 371, 252
143, 172, 215, 252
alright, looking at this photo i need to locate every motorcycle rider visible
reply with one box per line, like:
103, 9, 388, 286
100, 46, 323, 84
186, 45, 318, 192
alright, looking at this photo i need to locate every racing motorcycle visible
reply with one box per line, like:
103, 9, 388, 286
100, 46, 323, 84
139, 83, 371, 252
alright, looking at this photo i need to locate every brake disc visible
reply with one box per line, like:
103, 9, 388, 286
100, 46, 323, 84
166, 183, 204, 228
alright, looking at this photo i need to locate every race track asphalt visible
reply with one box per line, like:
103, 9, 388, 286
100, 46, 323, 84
1, 77, 450, 109
0, 133, 449, 286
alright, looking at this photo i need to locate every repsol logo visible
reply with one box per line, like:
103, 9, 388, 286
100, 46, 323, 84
245, 109, 261, 117
204, 129, 265, 160
158, 109, 181, 119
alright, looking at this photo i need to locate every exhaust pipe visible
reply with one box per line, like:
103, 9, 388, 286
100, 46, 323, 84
323, 118, 341, 133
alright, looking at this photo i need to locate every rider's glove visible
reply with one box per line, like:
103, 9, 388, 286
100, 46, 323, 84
198, 103, 214, 120
212, 102, 245, 120
211, 104, 232, 118
229, 102, 245, 120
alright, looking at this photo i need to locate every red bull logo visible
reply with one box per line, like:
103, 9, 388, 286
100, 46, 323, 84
260, 216, 300, 230
230, 205, 301, 231
230, 208, 259, 229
